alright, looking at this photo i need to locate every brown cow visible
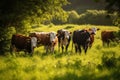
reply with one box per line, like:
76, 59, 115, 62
57, 29, 72, 53
44, 36, 58, 53
29, 32, 57, 53
88, 28, 100, 48
10, 34, 37, 55
101, 30, 116, 46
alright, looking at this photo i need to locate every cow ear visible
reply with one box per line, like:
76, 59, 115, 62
69, 32, 72, 34
89, 28, 91, 31
97, 28, 100, 31
56, 34, 58, 37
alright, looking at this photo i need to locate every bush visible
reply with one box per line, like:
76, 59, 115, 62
67, 10, 80, 24
0, 27, 16, 54
15, 20, 32, 35
101, 53, 117, 69
78, 10, 115, 25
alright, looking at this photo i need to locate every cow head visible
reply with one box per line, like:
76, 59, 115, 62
89, 27, 100, 35
64, 31, 72, 40
49, 32, 57, 43
31, 37, 37, 48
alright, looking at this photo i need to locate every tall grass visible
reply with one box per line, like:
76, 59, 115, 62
0, 24, 120, 80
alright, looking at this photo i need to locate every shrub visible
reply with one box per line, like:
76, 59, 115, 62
0, 27, 16, 54
78, 10, 115, 25
101, 54, 117, 69
67, 10, 80, 24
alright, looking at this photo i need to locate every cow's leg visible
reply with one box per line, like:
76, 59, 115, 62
51, 47, 54, 53
78, 45, 81, 54
107, 41, 110, 47
50, 46, 54, 53
45, 46, 49, 54
58, 42, 60, 52
75, 44, 78, 53
10, 45, 16, 55
84, 45, 88, 54
89, 43, 92, 48
65, 44, 69, 52
30, 49, 34, 56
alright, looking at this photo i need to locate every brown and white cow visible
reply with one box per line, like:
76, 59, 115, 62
88, 28, 100, 48
101, 30, 116, 46
57, 29, 72, 53
10, 34, 37, 56
72, 28, 99, 54
29, 32, 58, 53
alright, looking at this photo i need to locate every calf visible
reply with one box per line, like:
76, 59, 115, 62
10, 34, 37, 55
57, 29, 72, 53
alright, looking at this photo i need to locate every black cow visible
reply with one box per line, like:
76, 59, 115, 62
72, 28, 98, 54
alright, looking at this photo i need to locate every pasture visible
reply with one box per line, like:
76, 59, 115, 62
0, 24, 120, 80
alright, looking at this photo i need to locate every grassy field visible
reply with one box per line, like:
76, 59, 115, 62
0, 24, 120, 80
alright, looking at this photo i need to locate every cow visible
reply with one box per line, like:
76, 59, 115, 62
29, 32, 57, 53
44, 36, 58, 53
72, 28, 99, 54
88, 28, 100, 48
101, 30, 116, 46
57, 29, 72, 53
10, 34, 37, 56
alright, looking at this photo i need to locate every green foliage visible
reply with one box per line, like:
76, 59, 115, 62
102, 53, 117, 69
0, 0, 68, 27
104, 0, 120, 27
63, 10, 117, 25
67, 10, 80, 24
78, 10, 115, 25
114, 17, 120, 27
0, 27, 16, 54
15, 20, 32, 35
94, 0, 120, 27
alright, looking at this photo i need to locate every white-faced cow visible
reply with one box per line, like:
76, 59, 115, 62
29, 32, 58, 53
72, 28, 99, 54
57, 29, 72, 53
10, 34, 37, 56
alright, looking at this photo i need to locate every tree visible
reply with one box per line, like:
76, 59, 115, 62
0, 0, 68, 54
0, 0, 68, 27
94, 0, 120, 27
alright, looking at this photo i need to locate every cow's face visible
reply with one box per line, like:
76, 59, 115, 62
31, 37, 37, 48
49, 32, 56, 42
64, 31, 71, 39
89, 28, 98, 35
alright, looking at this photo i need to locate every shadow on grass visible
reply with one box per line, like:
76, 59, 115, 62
53, 71, 96, 80
53, 69, 120, 80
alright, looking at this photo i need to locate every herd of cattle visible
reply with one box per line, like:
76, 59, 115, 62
10, 28, 119, 55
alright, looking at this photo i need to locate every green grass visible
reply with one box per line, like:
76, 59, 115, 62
0, 24, 120, 80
